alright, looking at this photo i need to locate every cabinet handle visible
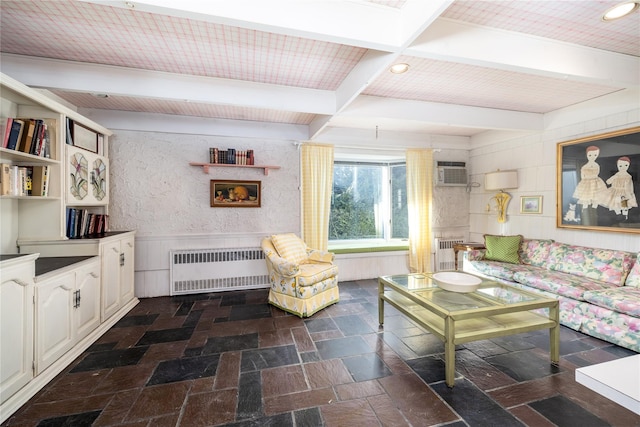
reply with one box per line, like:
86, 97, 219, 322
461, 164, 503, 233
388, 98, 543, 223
90, 272, 99, 278
111, 247, 119, 253
73, 290, 80, 308
120, 253, 125, 267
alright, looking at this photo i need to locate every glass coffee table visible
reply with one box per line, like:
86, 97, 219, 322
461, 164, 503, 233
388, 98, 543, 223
378, 273, 559, 387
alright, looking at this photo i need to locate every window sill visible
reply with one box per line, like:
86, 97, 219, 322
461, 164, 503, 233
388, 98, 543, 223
329, 242, 409, 255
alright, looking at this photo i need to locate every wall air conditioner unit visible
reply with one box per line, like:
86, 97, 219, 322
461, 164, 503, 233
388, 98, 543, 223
435, 161, 467, 186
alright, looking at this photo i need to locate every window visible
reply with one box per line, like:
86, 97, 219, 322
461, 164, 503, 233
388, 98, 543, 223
329, 161, 408, 242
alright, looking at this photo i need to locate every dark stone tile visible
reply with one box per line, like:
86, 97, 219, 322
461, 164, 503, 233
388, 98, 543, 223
175, 301, 194, 316
406, 356, 448, 384
136, 326, 194, 346
527, 333, 594, 355
486, 349, 561, 382
85, 341, 117, 353
300, 351, 320, 363
237, 371, 262, 420
241, 345, 299, 372
70, 346, 149, 372
603, 344, 637, 358
316, 336, 372, 359
37, 410, 102, 426
224, 412, 294, 426
490, 334, 538, 352
333, 315, 374, 336
400, 333, 447, 356
183, 309, 203, 327
229, 303, 272, 320
184, 346, 203, 357
294, 407, 323, 427
214, 317, 230, 323
304, 317, 338, 333
203, 333, 259, 354
146, 354, 220, 385
529, 395, 609, 427
221, 292, 246, 306
377, 331, 419, 360
342, 353, 392, 381
431, 379, 523, 426
113, 314, 159, 328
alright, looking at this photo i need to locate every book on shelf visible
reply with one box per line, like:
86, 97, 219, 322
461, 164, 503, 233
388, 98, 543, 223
17, 119, 35, 153
30, 165, 49, 196
66, 208, 109, 238
6, 119, 24, 150
0, 164, 10, 195
66, 118, 74, 146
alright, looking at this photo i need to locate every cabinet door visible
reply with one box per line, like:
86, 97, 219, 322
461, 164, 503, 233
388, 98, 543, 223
66, 146, 109, 206
75, 260, 101, 342
119, 236, 135, 305
36, 272, 75, 375
101, 240, 121, 321
0, 272, 34, 404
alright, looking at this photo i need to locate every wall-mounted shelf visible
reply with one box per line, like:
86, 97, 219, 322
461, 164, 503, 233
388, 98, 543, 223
189, 162, 281, 176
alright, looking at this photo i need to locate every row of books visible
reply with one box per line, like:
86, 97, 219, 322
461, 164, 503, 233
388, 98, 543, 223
2, 117, 56, 158
66, 209, 109, 238
0, 164, 49, 197
209, 148, 255, 165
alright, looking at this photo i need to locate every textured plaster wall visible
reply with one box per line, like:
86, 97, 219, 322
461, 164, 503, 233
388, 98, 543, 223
108, 130, 300, 236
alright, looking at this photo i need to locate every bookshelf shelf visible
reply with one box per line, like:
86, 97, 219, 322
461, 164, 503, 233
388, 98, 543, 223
0, 147, 61, 165
189, 162, 281, 176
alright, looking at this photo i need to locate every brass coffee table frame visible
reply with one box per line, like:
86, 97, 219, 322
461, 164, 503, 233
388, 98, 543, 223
378, 273, 559, 387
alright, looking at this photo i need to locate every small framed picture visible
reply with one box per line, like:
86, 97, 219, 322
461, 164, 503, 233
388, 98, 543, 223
521, 196, 542, 214
210, 180, 261, 207
73, 122, 98, 153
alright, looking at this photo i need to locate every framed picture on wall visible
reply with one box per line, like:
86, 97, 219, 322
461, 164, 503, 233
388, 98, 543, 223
557, 126, 640, 234
521, 196, 542, 214
210, 180, 261, 207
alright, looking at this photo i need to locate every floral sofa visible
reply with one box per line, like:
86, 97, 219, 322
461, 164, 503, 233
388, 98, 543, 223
463, 237, 640, 352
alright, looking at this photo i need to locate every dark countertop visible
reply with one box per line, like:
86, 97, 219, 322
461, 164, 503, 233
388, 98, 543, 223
1, 254, 96, 277
35, 256, 96, 276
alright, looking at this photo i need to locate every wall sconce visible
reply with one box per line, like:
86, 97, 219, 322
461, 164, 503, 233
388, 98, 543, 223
485, 170, 518, 223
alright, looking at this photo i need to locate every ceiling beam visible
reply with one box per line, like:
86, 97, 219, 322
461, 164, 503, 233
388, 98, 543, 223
0, 53, 335, 115
340, 95, 544, 132
410, 18, 639, 88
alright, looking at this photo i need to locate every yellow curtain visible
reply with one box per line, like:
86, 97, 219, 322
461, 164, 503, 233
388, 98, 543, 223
301, 143, 334, 251
406, 149, 433, 273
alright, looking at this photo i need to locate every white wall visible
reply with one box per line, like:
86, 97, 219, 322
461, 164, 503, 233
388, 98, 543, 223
468, 92, 640, 252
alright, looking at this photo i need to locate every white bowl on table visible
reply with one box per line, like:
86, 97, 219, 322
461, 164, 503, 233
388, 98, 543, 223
432, 271, 482, 293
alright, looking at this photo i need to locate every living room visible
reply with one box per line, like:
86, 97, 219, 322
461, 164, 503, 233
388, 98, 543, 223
1, 1, 639, 426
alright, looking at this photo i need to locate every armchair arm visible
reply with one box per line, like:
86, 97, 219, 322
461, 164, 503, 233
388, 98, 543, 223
264, 250, 300, 277
306, 248, 335, 264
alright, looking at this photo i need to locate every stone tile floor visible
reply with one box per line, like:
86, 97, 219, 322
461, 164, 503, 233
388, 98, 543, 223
3, 279, 639, 426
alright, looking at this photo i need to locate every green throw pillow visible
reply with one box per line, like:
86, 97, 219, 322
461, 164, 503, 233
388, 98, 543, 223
484, 234, 522, 264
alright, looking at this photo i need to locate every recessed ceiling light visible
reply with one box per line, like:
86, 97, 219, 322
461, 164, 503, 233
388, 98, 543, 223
124, 1, 135, 9
92, 93, 109, 98
389, 63, 410, 74
602, 1, 639, 21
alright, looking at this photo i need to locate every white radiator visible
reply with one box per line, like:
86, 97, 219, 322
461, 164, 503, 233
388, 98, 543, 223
434, 237, 464, 272
170, 247, 269, 295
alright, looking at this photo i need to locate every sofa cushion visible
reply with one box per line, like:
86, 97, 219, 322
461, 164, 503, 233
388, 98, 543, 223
583, 287, 640, 317
519, 239, 554, 267
483, 234, 522, 264
545, 243, 636, 286
297, 263, 339, 287
468, 260, 535, 282
513, 269, 618, 301
271, 233, 308, 264
625, 256, 640, 288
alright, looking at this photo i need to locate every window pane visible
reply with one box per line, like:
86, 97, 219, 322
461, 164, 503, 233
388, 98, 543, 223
329, 163, 384, 240
391, 164, 408, 239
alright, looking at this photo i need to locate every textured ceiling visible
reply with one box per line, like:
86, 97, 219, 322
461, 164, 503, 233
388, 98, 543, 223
0, 0, 638, 140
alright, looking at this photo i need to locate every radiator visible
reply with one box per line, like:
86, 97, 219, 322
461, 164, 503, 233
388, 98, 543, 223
170, 247, 269, 295
434, 237, 464, 272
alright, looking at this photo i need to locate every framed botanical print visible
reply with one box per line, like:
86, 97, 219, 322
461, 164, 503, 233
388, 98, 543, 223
557, 126, 640, 234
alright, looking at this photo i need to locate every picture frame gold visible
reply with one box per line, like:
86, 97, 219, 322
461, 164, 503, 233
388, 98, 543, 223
210, 180, 261, 208
557, 126, 640, 234
521, 196, 542, 214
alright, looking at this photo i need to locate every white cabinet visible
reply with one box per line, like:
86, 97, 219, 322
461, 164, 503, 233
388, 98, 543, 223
66, 145, 109, 206
101, 233, 135, 321
0, 254, 37, 405
35, 257, 100, 375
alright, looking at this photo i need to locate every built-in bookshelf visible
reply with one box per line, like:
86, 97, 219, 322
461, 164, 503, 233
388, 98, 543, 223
189, 162, 281, 176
